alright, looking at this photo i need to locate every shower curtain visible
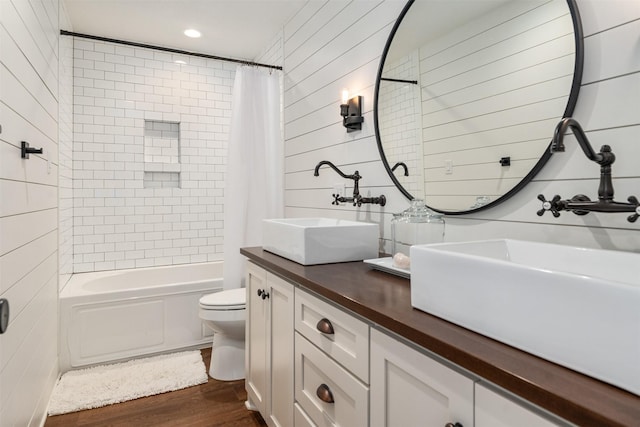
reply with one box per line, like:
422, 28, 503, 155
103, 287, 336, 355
223, 66, 283, 289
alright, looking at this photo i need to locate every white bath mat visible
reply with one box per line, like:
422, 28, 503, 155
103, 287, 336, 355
48, 350, 208, 416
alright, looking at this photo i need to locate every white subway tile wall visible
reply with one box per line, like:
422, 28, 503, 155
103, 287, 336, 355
377, 53, 422, 197
72, 39, 235, 272
143, 171, 181, 188
59, 25, 74, 288
144, 120, 180, 164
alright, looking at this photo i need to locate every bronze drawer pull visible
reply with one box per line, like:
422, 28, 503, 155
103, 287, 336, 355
316, 383, 334, 403
316, 318, 335, 335
445, 423, 463, 427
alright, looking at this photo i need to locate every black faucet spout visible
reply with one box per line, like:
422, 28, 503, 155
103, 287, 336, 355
538, 118, 640, 222
551, 118, 615, 167
314, 160, 359, 180
391, 162, 409, 176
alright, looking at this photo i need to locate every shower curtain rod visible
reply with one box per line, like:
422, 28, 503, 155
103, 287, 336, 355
380, 77, 417, 84
60, 30, 283, 71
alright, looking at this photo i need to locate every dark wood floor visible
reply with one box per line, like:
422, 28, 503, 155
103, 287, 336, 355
45, 348, 267, 427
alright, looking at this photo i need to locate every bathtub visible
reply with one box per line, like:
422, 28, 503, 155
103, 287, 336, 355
59, 262, 223, 372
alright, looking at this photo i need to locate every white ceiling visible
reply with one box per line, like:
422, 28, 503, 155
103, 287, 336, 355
63, 0, 305, 61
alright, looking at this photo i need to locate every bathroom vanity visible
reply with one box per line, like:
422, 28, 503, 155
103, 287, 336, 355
242, 247, 639, 427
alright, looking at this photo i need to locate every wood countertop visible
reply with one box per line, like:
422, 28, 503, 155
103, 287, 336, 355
241, 247, 640, 427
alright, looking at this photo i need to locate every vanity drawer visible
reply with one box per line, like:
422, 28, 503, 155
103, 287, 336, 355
295, 288, 369, 382
295, 333, 368, 427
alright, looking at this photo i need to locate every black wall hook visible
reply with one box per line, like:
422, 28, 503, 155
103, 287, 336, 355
21, 141, 43, 159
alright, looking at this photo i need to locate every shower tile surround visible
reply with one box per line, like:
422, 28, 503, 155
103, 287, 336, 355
59, 27, 75, 287
72, 40, 234, 272
377, 53, 422, 197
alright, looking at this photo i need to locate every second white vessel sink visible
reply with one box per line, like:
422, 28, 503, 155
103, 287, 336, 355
410, 239, 640, 396
263, 218, 378, 265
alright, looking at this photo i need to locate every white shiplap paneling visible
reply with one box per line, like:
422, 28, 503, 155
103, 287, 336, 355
281, 0, 415, 236
279, 0, 640, 252
0, 0, 60, 425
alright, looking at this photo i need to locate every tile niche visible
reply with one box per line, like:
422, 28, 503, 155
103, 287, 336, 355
143, 120, 181, 188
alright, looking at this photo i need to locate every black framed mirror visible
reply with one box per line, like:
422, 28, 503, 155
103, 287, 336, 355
374, 0, 583, 214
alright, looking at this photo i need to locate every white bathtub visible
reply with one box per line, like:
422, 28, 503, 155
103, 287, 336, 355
59, 262, 223, 372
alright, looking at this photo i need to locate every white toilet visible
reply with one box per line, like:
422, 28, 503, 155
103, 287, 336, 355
198, 288, 246, 381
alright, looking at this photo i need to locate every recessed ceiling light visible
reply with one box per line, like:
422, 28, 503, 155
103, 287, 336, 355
184, 29, 201, 38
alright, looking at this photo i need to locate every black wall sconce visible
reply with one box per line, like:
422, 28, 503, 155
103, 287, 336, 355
340, 90, 363, 132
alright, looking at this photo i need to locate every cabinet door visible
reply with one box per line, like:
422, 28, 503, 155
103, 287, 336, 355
370, 329, 474, 427
266, 272, 294, 427
475, 383, 562, 427
246, 262, 268, 414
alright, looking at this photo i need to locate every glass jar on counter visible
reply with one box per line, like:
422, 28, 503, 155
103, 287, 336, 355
391, 199, 445, 256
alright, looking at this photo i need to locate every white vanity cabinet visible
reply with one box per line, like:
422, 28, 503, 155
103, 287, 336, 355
370, 328, 474, 427
475, 383, 562, 427
294, 288, 370, 427
243, 254, 585, 427
245, 262, 294, 427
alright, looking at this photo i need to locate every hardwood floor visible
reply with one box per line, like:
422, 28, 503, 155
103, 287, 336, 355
44, 348, 267, 427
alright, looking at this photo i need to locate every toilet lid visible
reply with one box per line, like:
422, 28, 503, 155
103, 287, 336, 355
199, 288, 246, 309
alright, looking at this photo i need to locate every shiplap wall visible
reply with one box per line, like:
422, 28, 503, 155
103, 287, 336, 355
280, 0, 640, 253
419, 0, 575, 211
283, 0, 405, 254
0, 0, 60, 425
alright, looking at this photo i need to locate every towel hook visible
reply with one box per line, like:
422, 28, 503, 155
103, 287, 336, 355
21, 141, 43, 159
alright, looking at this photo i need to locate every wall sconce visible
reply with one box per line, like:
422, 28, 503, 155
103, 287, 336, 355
340, 89, 363, 132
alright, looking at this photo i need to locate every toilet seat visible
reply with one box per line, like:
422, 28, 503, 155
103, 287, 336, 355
199, 288, 246, 310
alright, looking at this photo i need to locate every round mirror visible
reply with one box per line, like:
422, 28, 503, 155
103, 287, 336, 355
374, 0, 583, 214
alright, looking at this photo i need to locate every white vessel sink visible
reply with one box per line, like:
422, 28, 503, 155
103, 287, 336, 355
410, 239, 640, 396
263, 218, 378, 265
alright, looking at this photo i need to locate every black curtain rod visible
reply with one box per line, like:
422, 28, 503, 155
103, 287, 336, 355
380, 77, 418, 84
60, 30, 282, 71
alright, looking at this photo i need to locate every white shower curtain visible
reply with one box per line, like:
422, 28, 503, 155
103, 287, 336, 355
223, 66, 283, 289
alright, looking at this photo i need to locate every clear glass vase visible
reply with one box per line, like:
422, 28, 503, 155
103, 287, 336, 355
391, 199, 445, 256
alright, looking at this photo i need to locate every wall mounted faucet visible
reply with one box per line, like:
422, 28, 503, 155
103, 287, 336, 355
391, 162, 409, 176
537, 118, 640, 222
314, 160, 386, 207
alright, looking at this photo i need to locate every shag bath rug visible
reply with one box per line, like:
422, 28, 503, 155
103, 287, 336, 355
48, 350, 208, 416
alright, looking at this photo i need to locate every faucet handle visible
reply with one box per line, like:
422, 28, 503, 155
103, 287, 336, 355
627, 196, 640, 223
332, 194, 341, 206
537, 194, 562, 217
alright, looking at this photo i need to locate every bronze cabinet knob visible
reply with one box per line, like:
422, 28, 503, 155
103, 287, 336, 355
316, 383, 334, 404
316, 318, 335, 335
